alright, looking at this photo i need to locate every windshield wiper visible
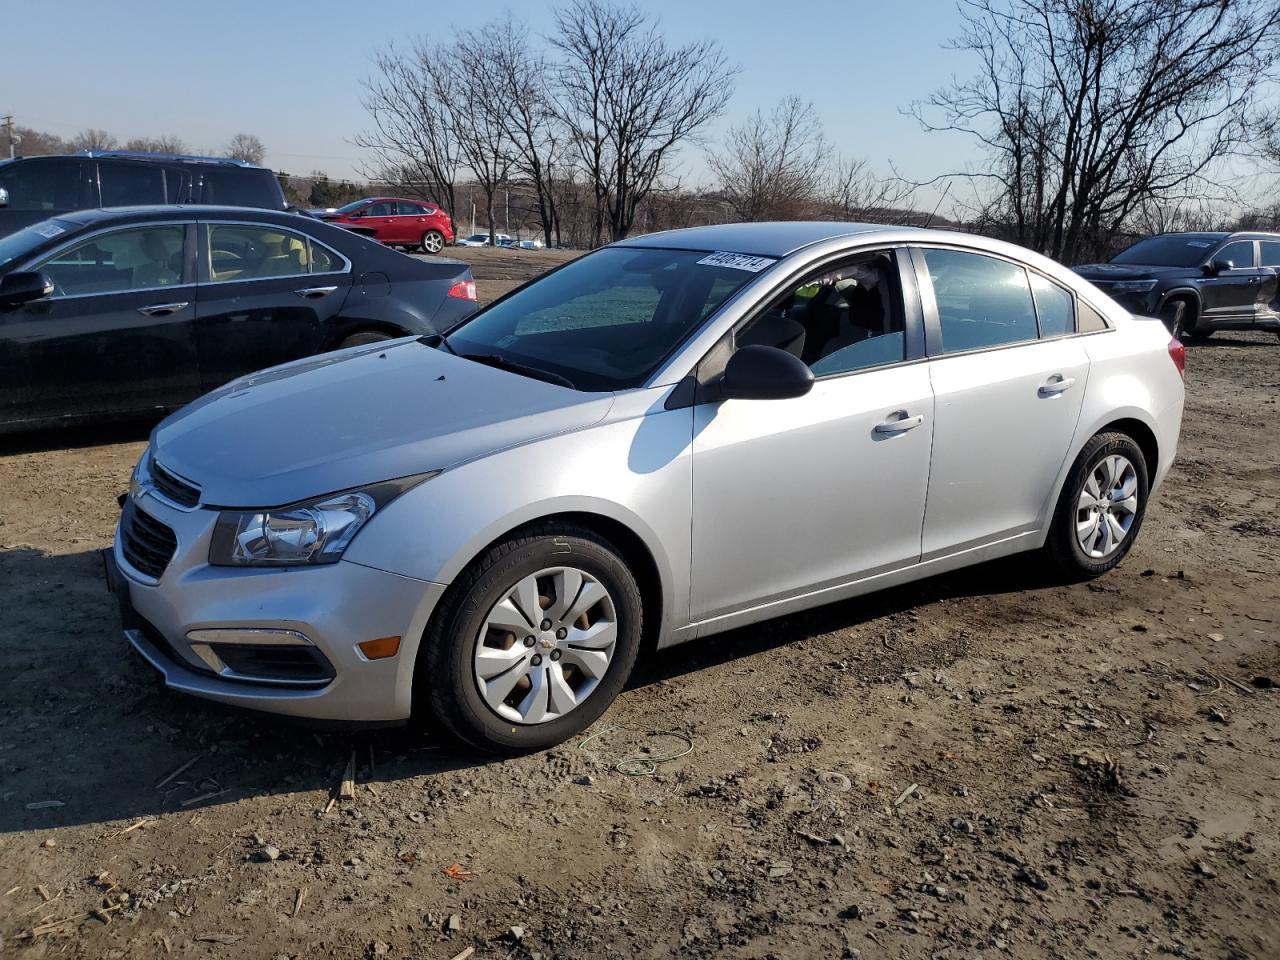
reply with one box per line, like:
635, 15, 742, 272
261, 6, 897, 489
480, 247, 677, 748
416, 333, 457, 355
460, 353, 577, 389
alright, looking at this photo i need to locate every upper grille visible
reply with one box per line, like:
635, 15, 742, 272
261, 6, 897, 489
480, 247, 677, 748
151, 461, 200, 508
121, 502, 178, 580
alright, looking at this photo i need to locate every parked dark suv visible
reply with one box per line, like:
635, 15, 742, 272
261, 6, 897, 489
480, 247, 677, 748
0, 151, 287, 238
1074, 232, 1280, 340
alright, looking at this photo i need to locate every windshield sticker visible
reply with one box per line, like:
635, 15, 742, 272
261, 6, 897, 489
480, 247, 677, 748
1186, 241, 1211, 247
33, 222, 65, 239
697, 251, 777, 273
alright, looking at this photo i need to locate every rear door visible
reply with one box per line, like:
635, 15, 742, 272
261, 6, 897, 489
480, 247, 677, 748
0, 221, 200, 427
194, 220, 353, 391
912, 246, 1089, 558
1256, 240, 1280, 323
389, 201, 432, 245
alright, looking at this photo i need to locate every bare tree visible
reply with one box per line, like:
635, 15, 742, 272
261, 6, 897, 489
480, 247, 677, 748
824, 156, 917, 223
224, 133, 266, 165
356, 40, 463, 223
913, 0, 1280, 263
70, 128, 118, 152
552, 0, 737, 244
451, 30, 515, 245
708, 97, 826, 221
123, 135, 188, 154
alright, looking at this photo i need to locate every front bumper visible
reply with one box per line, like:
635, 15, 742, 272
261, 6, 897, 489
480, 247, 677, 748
109, 492, 446, 722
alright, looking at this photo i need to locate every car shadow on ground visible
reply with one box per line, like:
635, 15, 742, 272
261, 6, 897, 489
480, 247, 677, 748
0, 417, 156, 455
0, 545, 1063, 834
1186, 333, 1278, 349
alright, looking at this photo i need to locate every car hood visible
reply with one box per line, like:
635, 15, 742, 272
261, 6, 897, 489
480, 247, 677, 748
1073, 263, 1185, 281
151, 340, 614, 507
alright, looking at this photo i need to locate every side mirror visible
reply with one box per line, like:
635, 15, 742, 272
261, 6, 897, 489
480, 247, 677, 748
0, 187, 8, 208
1205, 258, 1234, 275
718, 344, 815, 401
0, 271, 55, 306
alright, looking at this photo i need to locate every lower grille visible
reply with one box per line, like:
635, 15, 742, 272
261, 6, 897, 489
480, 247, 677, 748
120, 501, 178, 580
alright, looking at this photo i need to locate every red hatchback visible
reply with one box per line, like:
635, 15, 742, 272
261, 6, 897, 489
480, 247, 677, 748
318, 197, 454, 254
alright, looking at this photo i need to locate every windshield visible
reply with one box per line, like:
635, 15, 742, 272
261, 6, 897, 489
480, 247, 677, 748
1112, 235, 1222, 267
444, 246, 765, 391
331, 199, 371, 214
0, 220, 77, 269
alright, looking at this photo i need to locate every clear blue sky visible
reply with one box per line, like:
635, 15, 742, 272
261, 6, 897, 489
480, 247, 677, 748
2, 0, 976, 204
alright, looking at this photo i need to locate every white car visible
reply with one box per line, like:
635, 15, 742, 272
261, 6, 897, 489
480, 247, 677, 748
455, 232, 513, 247
110, 222, 1185, 754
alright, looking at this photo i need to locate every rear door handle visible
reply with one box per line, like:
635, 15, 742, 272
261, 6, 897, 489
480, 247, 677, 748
874, 412, 924, 434
137, 302, 188, 317
295, 286, 339, 299
1039, 376, 1076, 397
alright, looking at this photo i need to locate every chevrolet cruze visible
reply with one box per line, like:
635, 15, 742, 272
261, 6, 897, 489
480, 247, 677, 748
108, 222, 1186, 753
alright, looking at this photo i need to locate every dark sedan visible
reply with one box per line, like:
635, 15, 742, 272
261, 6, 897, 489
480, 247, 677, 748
0, 206, 479, 433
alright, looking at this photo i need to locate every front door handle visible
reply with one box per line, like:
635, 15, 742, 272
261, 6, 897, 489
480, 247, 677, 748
874, 412, 924, 434
295, 286, 339, 299
137, 302, 188, 317
1038, 375, 1076, 397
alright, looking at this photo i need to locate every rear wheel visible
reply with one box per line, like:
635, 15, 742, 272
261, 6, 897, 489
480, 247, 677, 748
1042, 432, 1149, 579
420, 230, 445, 255
337, 329, 394, 349
419, 522, 643, 754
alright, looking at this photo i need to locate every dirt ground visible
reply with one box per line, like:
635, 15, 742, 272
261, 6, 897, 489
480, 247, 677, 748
1, 245, 1278, 960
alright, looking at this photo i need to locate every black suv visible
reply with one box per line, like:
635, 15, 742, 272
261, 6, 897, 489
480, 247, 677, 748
0, 151, 286, 238
1074, 232, 1280, 340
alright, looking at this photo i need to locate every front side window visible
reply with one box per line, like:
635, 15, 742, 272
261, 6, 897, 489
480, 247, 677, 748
0, 158, 85, 211
364, 201, 395, 217
207, 224, 315, 281
98, 161, 166, 206
734, 252, 906, 377
1030, 273, 1075, 338
36, 224, 186, 296
923, 248, 1038, 353
1215, 240, 1255, 269
445, 247, 759, 391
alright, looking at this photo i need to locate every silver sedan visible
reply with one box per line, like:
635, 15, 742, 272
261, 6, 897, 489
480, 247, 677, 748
110, 222, 1186, 753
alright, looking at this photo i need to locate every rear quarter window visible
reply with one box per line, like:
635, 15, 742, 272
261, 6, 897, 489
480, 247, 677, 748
198, 168, 284, 209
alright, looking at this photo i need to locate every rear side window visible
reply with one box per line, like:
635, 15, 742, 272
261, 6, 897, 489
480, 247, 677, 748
199, 168, 283, 209
1029, 273, 1075, 337
923, 249, 1039, 353
0, 158, 87, 211
1259, 241, 1280, 267
207, 223, 333, 280
98, 161, 166, 206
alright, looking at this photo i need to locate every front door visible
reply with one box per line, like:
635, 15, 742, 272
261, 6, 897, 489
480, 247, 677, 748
0, 221, 200, 428
690, 250, 933, 623
356, 201, 397, 245
194, 221, 352, 391
913, 246, 1089, 557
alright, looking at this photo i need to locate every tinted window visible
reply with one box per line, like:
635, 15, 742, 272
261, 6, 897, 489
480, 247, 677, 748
1215, 240, 1255, 269
199, 168, 283, 208
309, 241, 341, 273
1112, 235, 1224, 267
0, 158, 86, 211
1261, 241, 1280, 268
446, 247, 758, 391
923, 249, 1038, 352
208, 224, 312, 281
98, 160, 166, 206
737, 253, 905, 376
36, 225, 185, 295
395, 201, 426, 215
364, 202, 395, 217
1030, 273, 1074, 337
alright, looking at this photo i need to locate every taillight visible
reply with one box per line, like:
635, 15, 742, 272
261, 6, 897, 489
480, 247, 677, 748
448, 279, 477, 301
1168, 337, 1186, 378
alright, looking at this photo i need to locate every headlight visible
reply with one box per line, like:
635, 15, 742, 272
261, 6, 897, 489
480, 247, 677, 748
1104, 279, 1158, 294
208, 473, 436, 567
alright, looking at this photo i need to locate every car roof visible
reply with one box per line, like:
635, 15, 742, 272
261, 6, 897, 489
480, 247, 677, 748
50, 205, 300, 227
615, 221, 915, 258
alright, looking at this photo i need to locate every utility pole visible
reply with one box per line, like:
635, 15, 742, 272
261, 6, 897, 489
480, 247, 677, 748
2, 115, 16, 159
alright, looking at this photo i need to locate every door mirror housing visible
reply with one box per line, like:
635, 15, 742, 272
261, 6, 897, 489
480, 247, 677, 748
0, 186, 8, 208
1205, 258, 1234, 275
0, 271, 55, 306
718, 344, 815, 401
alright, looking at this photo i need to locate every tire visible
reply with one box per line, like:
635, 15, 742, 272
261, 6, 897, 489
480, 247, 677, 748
419, 522, 644, 754
420, 230, 445, 255
1042, 432, 1149, 580
1158, 299, 1189, 338
337, 330, 394, 349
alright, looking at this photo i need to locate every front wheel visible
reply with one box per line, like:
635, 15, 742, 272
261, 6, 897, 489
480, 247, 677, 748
421, 230, 445, 254
1042, 432, 1149, 580
419, 523, 644, 754
337, 329, 393, 349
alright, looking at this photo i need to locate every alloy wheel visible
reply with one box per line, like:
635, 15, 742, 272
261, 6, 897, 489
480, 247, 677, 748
1075, 454, 1139, 559
473, 566, 618, 724
422, 231, 444, 254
